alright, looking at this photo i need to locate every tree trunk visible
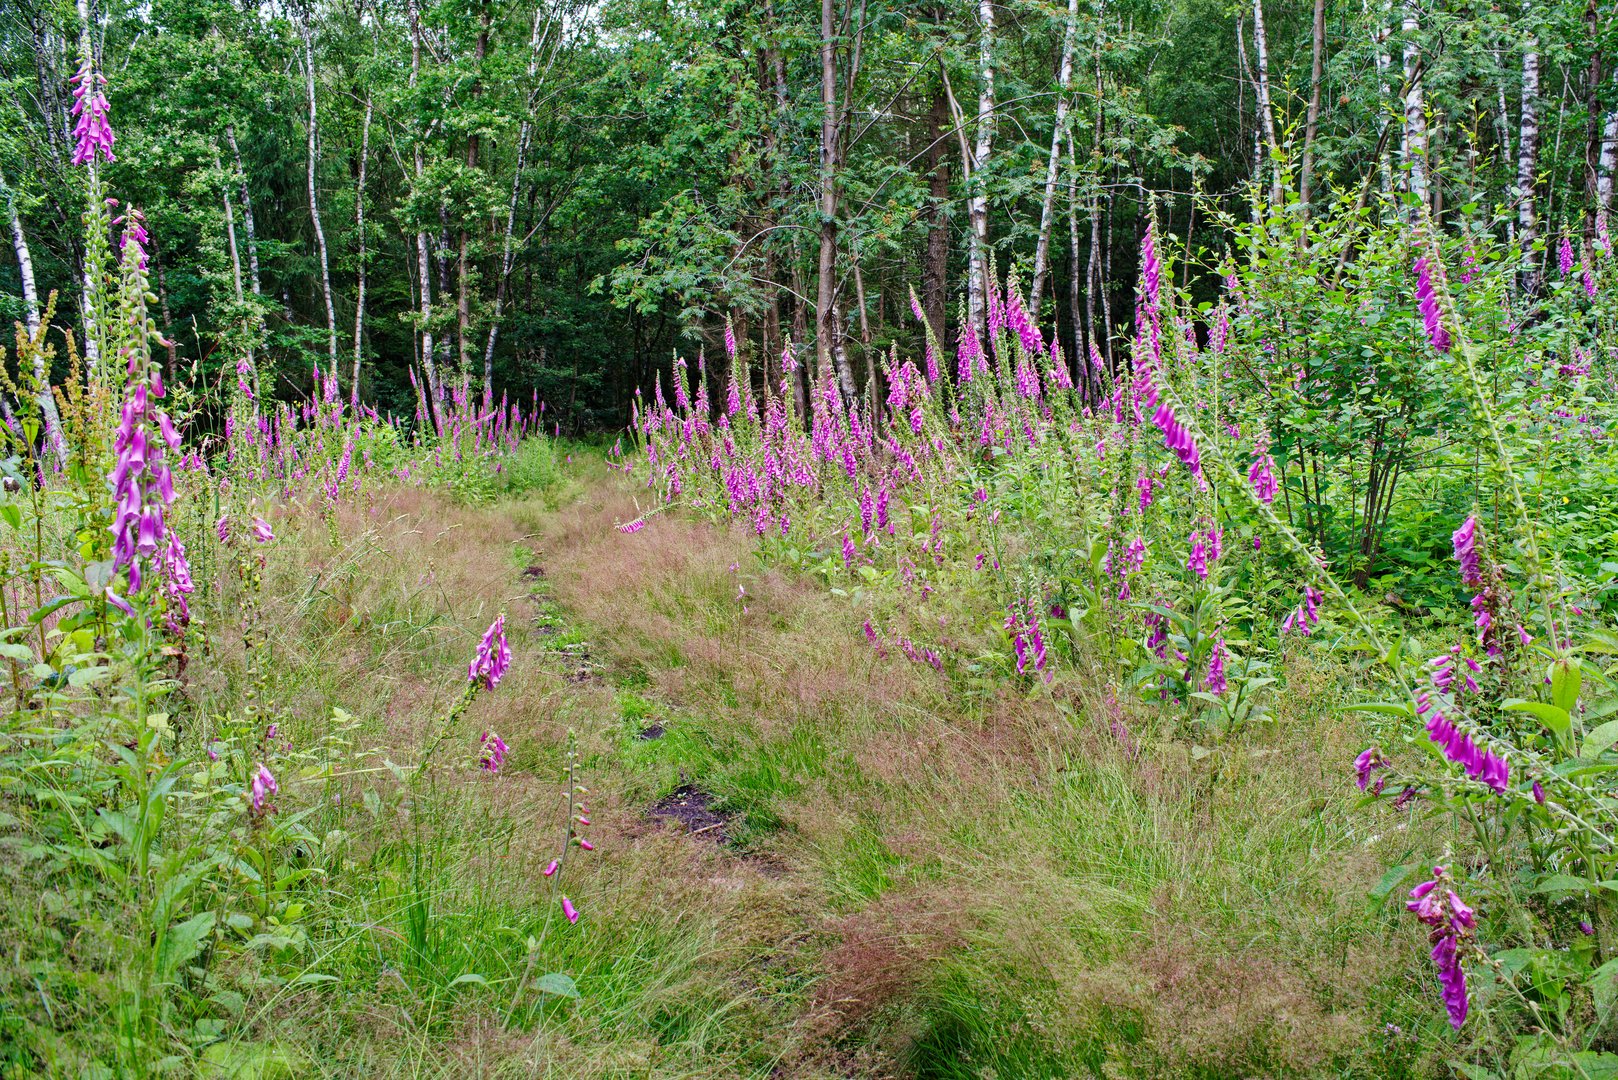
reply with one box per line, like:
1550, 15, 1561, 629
406, 0, 443, 430
967, 0, 997, 341
1401, 0, 1429, 205
816, 0, 843, 394
2, 169, 66, 461
1517, 13, 1541, 292
353, 91, 371, 401
224, 126, 263, 307
1600, 108, 1618, 217
463, 3, 489, 407
922, 89, 951, 346
485, 1, 554, 409
1251, 0, 1283, 206
1298, 0, 1327, 217
1029, 0, 1080, 309
301, 17, 338, 368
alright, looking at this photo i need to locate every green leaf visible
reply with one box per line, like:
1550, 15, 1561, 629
1446, 1063, 1499, 1080
1582, 720, 1618, 761
1531, 874, 1592, 895
448, 973, 489, 988
1343, 701, 1413, 717
156, 911, 216, 982
1368, 863, 1415, 904
1551, 658, 1583, 715
532, 972, 580, 999
0, 643, 33, 661
291, 972, 339, 986
1502, 699, 1572, 742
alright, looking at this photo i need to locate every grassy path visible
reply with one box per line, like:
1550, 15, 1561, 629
232, 456, 1445, 1076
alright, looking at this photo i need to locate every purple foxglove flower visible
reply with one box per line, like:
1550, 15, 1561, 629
251, 517, 275, 543
1354, 747, 1387, 792
577, 838, 594, 851
544, 859, 559, 877
479, 730, 508, 773
1533, 780, 1545, 804
1452, 515, 1481, 586
250, 763, 278, 816
1247, 454, 1279, 504
469, 614, 511, 689
69, 60, 115, 166
1559, 236, 1574, 277
1203, 640, 1228, 695
1414, 256, 1452, 353
562, 896, 579, 924
1581, 920, 1596, 935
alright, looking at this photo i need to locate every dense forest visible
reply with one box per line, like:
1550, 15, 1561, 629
4, 0, 1611, 431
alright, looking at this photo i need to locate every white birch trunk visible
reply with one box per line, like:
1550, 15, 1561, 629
353, 92, 372, 400
406, 0, 443, 429
1029, 0, 1080, 311
1401, 0, 1428, 204
1251, 0, 1284, 206
484, 2, 555, 405
2, 170, 66, 461
1599, 108, 1617, 215
967, 0, 997, 343
1517, 22, 1541, 289
301, 17, 338, 368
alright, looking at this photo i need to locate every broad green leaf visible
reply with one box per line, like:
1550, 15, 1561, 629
532, 972, 580, 999
1368, 862, 1415, 904
1582, 720, 1618, 761
1343, 701, 1413, 717
1531, 874, 1591, 895
1551, 658, 1583, 715
156, 910, 217, 982
1503, 699, 1572, 742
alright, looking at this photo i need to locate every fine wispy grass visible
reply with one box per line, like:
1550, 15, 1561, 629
3, 448, 1449, 1077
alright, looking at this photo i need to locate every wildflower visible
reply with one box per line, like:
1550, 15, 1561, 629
1452, 515, 1481, 586
1414, 256, 1451, 353
250, 763, 278, 816
618, 519, 645, 534
1203, 640, 1228, 695
1248, 453, 1279, 504
1354, 747, 1389, 793
543, 859, 559, 877
561, 897, 579, 924
251, 516, 275, 543
1533, 780, 1545, 804
217, 515, 231, 544
469, 614, 511, 689
1407, 867, 1473, 1029
479, 730, 508, 773
1281, 586, 1323, 635
1558, 235, 1574, 278
1418, 691, 1509, 792
69, 59, 115, 166
577, 838, 595, 851
1186, 531, 1209, 580
1581, 920, 1596, 936
1150, 400, 1203, 480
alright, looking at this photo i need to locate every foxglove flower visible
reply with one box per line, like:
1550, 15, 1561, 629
1248, 453, 1279, 504
1406, 867, 1473, 1029
1452, 515, 1481, 586
562, 896, 579, 924
1558, 236, 1574, 278
251, 516, 275, 543
1414, 256, 1452, 353
250, 763, 278, 816
69, 59, 115, 166
1354, 747, 1389, 793
1203, 640, 1228, 695
469, 614, 511, 689
479, 730, 508, 773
